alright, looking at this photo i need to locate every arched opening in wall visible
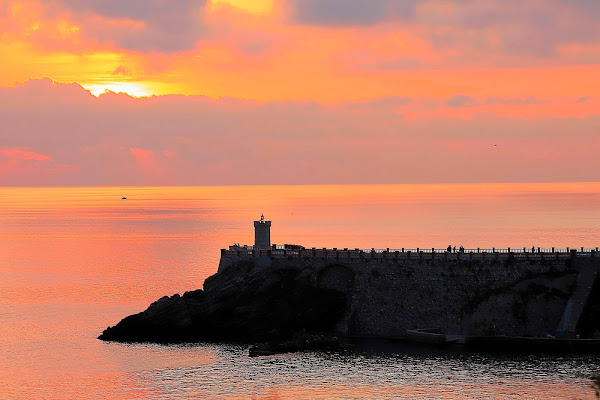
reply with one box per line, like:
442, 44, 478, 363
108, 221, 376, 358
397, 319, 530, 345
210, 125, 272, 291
317, 264, 355, 292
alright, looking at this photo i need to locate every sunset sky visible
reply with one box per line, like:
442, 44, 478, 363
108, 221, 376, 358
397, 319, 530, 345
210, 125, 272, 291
1, 0, 599, 186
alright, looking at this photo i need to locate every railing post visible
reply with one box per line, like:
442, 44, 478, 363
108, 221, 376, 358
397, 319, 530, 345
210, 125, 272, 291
552, 247, 555, 253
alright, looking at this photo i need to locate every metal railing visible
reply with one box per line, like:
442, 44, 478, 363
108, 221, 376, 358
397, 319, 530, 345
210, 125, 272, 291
222, 246, 599, 258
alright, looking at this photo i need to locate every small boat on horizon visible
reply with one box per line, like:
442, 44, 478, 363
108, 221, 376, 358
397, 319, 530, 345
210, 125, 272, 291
121, 197, 127, 200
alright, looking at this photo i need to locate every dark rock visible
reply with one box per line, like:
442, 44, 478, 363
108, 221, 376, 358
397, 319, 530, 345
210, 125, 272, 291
99, 264, 347, 344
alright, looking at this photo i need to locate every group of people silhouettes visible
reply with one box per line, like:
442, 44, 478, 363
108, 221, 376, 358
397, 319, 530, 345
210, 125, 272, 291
446, 245, 464, 253
445, 245, 539, 253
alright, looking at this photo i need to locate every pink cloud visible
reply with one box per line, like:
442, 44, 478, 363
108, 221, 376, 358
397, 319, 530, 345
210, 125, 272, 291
0, 146, 77, 185
0, 147, 53, 162
130, 147, 155, 161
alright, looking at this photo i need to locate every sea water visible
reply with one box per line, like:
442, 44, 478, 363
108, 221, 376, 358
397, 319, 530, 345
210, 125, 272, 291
1, 183, 600, 399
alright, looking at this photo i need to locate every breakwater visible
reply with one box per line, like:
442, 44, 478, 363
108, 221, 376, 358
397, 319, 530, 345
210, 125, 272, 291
219, 248, 600, 339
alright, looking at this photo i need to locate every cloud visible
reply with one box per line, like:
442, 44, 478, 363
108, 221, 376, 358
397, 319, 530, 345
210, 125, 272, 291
0, 79, 599, 186
359, 56, 423, 71
0, 146, 77, 185
36, 0, 208, 52
485, 96, 545, 105
287, 0, 600, 59
112, 65, 131, 76
0, 147, 52, 162
130, 147, 154, 161
0, 78, 94, 106
345, 96, 412, 110
288, 0, 418, 26
576, 96, 592, 103
447, 95, 479, 108
419, 0, 600, 57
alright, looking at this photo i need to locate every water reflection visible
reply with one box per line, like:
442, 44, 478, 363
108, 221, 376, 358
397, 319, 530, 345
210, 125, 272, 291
129, 344, 600, 399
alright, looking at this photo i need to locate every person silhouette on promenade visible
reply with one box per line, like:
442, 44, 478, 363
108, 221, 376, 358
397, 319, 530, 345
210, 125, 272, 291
447, 245, 452, 253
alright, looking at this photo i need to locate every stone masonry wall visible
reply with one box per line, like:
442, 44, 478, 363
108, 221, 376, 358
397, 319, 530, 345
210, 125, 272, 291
217, 253, 599, 337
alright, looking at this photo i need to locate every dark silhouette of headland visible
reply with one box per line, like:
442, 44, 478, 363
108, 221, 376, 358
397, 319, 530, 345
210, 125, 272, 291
100, 216, 600, 355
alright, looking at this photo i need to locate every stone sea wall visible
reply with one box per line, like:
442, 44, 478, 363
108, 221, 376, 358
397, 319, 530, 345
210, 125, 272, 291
218, 252, 600, 338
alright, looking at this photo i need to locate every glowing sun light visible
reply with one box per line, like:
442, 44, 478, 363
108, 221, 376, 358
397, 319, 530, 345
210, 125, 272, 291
83, 82, 154, 98
210, 0, 274, 15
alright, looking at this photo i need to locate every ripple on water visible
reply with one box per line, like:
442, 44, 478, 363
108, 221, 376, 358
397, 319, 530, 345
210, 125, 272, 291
129, 345, 600, 400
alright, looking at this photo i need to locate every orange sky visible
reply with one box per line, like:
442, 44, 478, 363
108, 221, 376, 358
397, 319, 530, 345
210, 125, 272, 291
0, 0, 599, 185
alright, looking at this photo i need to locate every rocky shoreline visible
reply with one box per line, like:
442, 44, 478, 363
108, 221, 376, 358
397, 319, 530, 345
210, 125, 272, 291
99, 260, 348, 349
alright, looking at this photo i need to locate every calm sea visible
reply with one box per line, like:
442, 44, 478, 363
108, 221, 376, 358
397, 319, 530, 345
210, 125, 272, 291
1, 183, 600, 399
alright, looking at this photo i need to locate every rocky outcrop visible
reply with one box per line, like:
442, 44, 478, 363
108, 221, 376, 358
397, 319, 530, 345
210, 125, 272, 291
99, 261, 347, 343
